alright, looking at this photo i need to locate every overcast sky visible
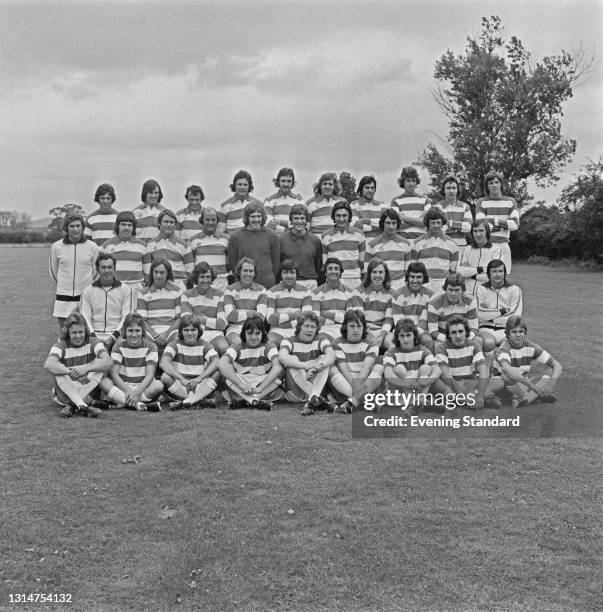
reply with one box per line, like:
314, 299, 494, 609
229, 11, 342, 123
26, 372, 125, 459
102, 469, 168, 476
1, 0, 601, 218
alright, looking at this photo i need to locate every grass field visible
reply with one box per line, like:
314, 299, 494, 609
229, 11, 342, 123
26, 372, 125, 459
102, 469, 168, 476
1, 246, 601, 611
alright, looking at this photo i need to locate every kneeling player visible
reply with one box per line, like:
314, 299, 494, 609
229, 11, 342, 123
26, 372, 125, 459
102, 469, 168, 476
328, 310, 383, 413
492, 316, 562, 408
218, 314, 283, 410
159, 314, 220, 409
44, 312, 113, 418
278, 311, 337, 415
432, 315, 501, 410
99, 313, 164, 411
383, 318, 441, 412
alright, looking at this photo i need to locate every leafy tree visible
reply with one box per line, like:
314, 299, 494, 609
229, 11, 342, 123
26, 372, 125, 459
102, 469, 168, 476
417, 15, 590, 206
48, 203, 85, 231
558, 157, 603, 211
338, 172, 357, 204
0, 210, 32, 230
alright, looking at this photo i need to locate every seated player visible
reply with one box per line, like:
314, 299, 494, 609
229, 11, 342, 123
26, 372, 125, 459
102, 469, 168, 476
311, 257, 363, 340
390, 262, 433, 348
457, 219, 503, 296
102, 211, 147, 309
85, 183, 119, 246
360, 258, 393, 349
366, 208, 412, 292
278, 312, 337, 415
44, 312, 113, 418
475, 171, 520, 272
218, 170, 263, 234
143, 209, 194, 290
80, 252, 131, 353
264, 167, 304, 233
136, 258, 182, 351
176, 184, 205, 242
411, 207, 459, 294
351, 175, 385, 240
321, 200, 365, 290
99, 313, 164, 411
223, 257, 268, 345
189, 207, 230, 292
476, 259, 523, 346
306, 172, 346, 236
491, 316, 562, 408
181, 262, 229, 356
425, 273, 483, 353
328, 310, 383, 413
391, 165, 428, 241
218, 315, 284, 410
383, 319, 441, 413
267, 259, 312, 346
432, 315, 501, 410
159, 314, 220, 409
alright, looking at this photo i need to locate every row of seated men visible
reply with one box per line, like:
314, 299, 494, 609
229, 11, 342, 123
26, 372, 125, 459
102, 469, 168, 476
45, 253, 561, 418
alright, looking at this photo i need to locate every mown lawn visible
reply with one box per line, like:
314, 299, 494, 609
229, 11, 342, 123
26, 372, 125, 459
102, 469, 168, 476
1, 246, 601, 611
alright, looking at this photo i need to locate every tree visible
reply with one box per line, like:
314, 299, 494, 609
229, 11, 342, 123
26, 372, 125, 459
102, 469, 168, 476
48, 203, 85, 232
0, 210, 32, 230
557, 157, 603, 211
338, 172, 357, 204
417, 16, 591, 206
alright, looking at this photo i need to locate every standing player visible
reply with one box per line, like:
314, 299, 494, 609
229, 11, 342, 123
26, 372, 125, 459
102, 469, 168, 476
218, 170, 263, 234
306, 172, 346, 236
85, 183, 119, 246
264, 167, 304, 233
475, 171, 520, 272
391, 166, 429, 241
431, 175, 472, 247
321, 200, 365, 290
44, 313, 112, 417
351, 175, 385, 240
133, 179, 166, 244
366, 208, 412, 293
176, 185, 205, 242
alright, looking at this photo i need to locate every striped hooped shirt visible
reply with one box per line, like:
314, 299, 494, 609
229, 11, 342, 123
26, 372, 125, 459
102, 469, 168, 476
306, 196, 346, 235
383, 346, 436, 378
225, 342, 278, 375
430, 201, 472, 247
85, 209, 119, 246
264, 192, 304, 233
494, 339, 553, 377
366, 236, 413, 286
219, 196, 263, 233
267, 283, 312, 329
475, 197, 520, 244
132, 204, 166, 244
333, 338, 379, 375
361, 289, 394, 332
163, 339, 218, 379
391, 194, 428, 240
351, 199, 386, 239
280, 334, 332, 363
176, 206, 204, 242
311, 283, 363, 327
223, 282, 268, 325
143, 237, 194, 284
136, 283, 182, 336
189, 232, 230, 279
321, 228, 366, 280
411, 235, 459, 285
101, 237, 146, 284
392, 286, 433, 329
111, 338, 158, 384
48, 338, 107, 368
427, 293, 478, 339
436, 339, 485, 380
181, 287, 227, 331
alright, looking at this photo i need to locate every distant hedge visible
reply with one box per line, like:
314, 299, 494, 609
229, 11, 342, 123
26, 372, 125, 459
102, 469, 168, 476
0, 230, 54, 243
